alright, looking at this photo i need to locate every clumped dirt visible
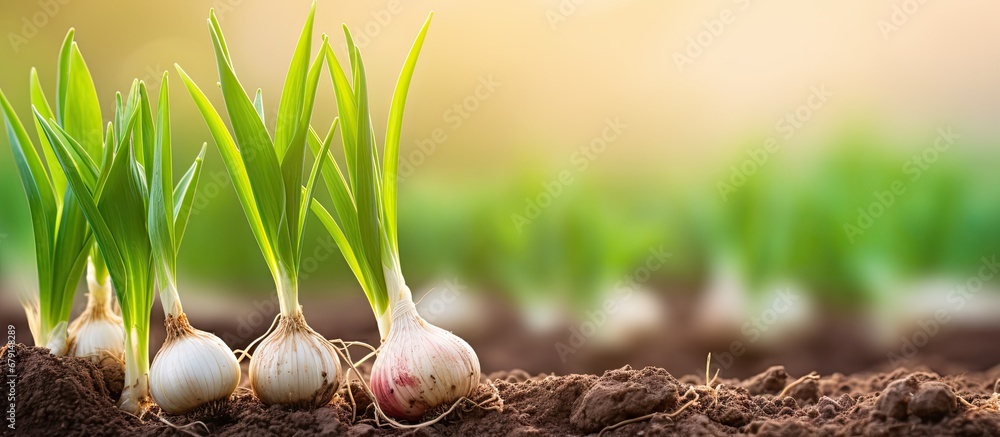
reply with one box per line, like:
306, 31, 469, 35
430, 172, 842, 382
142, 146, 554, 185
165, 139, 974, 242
2, 344, 138, 436
6, 344, 1000, 436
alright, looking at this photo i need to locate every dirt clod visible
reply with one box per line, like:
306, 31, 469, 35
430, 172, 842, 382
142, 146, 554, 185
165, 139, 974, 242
96, 356, 126, 401
910, 382, 957, 421
2, 344, 138, 436
569, 366, 679, 433
816, 396, 842, 419
744, 365, 789, 396
785, 377, 820, 405
874, 376, 920, 420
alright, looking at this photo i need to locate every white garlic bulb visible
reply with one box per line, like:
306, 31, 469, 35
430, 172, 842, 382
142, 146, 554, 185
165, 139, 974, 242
370, 298, 481, 420
249, 312, 341, 407
150, 314, 240, 414
69, 314, 125, 364
67, 261, 125, 363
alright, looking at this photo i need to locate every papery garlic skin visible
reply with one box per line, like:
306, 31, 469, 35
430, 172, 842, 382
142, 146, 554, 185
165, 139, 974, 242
249, 312, 341, 407
150, 314, 240, 414
68, 273, 125, 363
371, 298, 481, 421
69, 315, 125, 363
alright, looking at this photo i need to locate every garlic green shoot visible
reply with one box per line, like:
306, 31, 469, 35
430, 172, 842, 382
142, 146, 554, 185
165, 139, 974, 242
311, 14, 484, 421
175, 3, 342, 407
144, 73, 207, 321
35, 82, 154, 415
0, 29, 123, 360
310, 15, 431, 339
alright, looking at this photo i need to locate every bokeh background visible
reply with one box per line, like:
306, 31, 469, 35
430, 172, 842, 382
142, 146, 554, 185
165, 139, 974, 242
2, 1, 999, 378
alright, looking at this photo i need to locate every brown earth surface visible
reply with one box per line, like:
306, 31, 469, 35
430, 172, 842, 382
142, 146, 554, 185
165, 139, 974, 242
6, 344, 1000, 436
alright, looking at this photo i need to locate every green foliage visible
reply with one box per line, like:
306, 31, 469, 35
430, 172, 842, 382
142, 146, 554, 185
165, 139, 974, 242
0, 30, 103, 346
310, 14, 433, 319
176, 3, 327, 314
35, 83, 155, 392
147, 73, 207, 294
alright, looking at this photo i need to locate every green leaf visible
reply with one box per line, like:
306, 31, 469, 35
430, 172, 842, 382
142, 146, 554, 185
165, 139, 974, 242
382, 13, 432, 258
137, 81, 156, 181
113, 92, 124, 142
274, 1, 316, 160
298, 119, 335, 254
155, 74, 174, 225
44, 117, 98, 326
310, 199, 370, 299
173, 144, 207, 248
207, 12, 286, 258
148, 73, 176, 282
253, 89, 265, 126
96, 123, 115, 195
62, 42, 103, 159
40, 107, 154, 337
307, 125, 385, 311
344, 27, 365, 193
55, 29, 74, 124
51, 122, 100, 188
280, 41, 327, 263
30, 68, 66, 200
350, 49, 388, 308
175, 64, 278, 275
35, 113, 126, 303
307, 126, 360, 253
49, 191, 91, 325
323, 43, 358, 178
1, 89, 57, 331
343, 26, 361, 108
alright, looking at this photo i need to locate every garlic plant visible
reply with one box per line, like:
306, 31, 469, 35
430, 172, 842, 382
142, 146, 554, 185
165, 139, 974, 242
1, 30, 125, 364
35, 71, 219, 414
142, 73, 239, 415
38, 78, 164, 415
176, 3, 342, 407
36, 64, 237, 414
311, 15, 483, 420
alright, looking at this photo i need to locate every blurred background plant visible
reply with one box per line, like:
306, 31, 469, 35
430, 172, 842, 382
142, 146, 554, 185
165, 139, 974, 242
2, 1, 1000, 376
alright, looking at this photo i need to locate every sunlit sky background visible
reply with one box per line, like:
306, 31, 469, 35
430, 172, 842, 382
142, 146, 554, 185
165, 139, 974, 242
3, 1, 998, 170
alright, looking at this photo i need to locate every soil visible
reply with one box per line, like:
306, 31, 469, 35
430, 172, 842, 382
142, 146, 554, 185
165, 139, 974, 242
6, 344, 1000, 436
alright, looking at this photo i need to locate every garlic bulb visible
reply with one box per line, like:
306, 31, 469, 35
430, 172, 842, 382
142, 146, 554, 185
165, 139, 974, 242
249, 312, 341, 407
371, 298, 481, 420
44, 321, 68, 356
68, 272, 124, 364
69, 314, 124, 363
150, 314, 240, 414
